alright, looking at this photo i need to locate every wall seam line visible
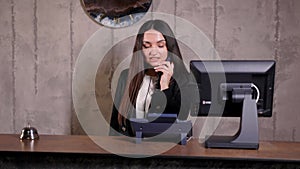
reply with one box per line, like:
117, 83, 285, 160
11, 0, 16, 133
273, 0, 280, 140
274, 0, 280, 61
70, 0, 74, 135
34, 0, 38, 95
213, 0, 218, 53
174, 0, 177, 34
213, 0, 218, 59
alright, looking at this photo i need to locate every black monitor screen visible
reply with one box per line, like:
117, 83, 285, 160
190, 60, 275, 117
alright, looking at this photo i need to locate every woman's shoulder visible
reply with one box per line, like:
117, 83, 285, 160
120, 69, 129, 77
115, 69, 129, 85
118, 69, 129, 82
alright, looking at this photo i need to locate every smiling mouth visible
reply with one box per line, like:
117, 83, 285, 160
149, 57, 160, 61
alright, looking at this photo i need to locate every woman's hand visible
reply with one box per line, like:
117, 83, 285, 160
154, 61, 174, 90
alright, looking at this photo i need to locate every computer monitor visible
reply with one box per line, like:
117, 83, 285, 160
190, 60, 276, 149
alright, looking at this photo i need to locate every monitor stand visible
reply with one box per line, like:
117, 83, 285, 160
205, 94, 259, 149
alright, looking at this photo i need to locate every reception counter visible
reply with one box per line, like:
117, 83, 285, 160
0, 134, 299, 168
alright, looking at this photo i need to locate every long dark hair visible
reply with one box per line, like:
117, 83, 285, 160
117, 19, 189, 125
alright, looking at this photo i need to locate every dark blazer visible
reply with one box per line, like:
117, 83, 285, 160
109, 69, 192, 136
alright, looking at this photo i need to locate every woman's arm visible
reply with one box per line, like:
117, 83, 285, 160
150, 78, 193, 121
149, 81, 181, 115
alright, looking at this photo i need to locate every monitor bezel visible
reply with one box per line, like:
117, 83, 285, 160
189, 60, 276, 117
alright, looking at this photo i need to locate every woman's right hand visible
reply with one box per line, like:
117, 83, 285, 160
154, 61, 174, 90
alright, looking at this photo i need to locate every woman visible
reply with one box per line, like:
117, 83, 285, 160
109, 20, 191, 136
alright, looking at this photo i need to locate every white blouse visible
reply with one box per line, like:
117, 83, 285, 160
135, 75, 155, 119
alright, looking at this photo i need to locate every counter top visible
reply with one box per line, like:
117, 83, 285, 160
0, 134, 299, 162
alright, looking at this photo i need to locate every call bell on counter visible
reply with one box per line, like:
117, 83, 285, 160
20, 123, 39, 140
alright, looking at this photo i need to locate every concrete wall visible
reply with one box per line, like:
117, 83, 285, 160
0, 0, 299, 142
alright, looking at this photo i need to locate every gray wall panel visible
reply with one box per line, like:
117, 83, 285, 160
0, 0, 14, 133
0, 0, 299, 142
33, 0, 71, 134
14, 0, 35, 133
275, 0, 300, 141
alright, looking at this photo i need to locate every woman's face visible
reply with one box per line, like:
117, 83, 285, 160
142, 29, 168, 67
